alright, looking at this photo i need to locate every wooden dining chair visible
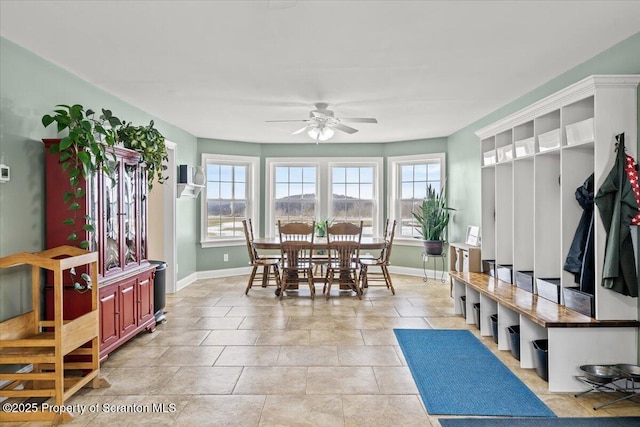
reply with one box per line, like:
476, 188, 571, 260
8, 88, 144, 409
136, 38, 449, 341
242, 219, 281, 295
360, 219, 396, 295
324, 221, 363, 299
277, 221, 316, 299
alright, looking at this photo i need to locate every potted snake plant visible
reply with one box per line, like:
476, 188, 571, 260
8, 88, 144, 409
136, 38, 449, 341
413, 185, 455, 255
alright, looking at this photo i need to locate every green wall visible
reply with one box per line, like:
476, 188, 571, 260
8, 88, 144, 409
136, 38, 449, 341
0, 37, 198, 322
448, 32, 640, 245
195, 137, 448, 272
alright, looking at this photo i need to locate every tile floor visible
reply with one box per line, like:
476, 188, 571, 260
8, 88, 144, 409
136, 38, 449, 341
9, 274, 640, 425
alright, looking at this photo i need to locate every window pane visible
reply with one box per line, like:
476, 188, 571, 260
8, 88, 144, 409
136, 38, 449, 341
401, 165, 413, 182
346, 167, 359, 181
290, 167, 303, 182
275, 183, 289, 199
333, 167, 345, 183
414, 164, 427, 180
289, 183, 303, 197
360, 168, 373, 183
346, 183, 359, 198
275, 167, 288, 182
220, 182, 232, 199
401, 182, 413, 199
303, 183, 316, 198
205, 160, 251, 238
395, 158, 443, 238
303, 167, 316, 181
235, 166, 246, 182
360, 183, 373, 199
235, 182, 246, 199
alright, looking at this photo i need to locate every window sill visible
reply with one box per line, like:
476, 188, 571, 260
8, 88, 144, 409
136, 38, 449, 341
200, 239, 245, 249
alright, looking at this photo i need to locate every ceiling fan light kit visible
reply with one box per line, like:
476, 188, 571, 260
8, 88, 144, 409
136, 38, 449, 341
267, 103, 378, 142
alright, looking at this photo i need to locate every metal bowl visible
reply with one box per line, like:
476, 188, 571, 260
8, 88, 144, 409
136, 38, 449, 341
579, 365, 620, 384
615, 364, 640, 380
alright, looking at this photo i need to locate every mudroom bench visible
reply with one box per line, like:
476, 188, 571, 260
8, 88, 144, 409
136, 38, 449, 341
451, 271, 639, 392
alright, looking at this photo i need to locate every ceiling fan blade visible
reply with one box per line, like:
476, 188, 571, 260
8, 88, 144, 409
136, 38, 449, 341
292, 125, 311, 135
330, 122, 358, 134
340, 118, 378, 123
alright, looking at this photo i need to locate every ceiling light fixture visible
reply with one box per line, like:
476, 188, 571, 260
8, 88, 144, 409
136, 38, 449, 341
308, 125, 334, 142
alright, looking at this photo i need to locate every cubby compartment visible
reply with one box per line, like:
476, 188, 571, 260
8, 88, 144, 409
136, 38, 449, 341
515, 271, 534, 293
496, 264, 513, 284
536, 278, 561, 303
483, 259, 496, 277
563, 287, 594, 317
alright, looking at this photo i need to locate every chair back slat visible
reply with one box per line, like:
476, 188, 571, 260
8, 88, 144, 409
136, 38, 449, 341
242, 219, 257, 263
383, 220, 397, 263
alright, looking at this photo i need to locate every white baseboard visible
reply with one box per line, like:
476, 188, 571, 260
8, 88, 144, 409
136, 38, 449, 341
174, 265, 448, 292
198, 266, 252, 280
176, 272, 198, 292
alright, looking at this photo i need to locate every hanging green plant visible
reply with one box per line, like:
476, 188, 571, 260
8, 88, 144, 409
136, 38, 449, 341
117, 120, 168, 191
42, 104, 122, 251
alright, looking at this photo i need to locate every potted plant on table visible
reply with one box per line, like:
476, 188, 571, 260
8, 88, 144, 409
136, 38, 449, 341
413, 185, 455, 255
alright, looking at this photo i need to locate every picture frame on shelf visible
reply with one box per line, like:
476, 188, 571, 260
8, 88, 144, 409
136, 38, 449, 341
465, 225, 480, 246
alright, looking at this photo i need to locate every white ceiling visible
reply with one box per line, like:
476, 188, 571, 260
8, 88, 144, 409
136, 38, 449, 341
1, 1, 639, 144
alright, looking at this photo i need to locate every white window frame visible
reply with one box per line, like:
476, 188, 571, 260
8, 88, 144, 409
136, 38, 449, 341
265, 157, 383, 238
200, 153, 260, 248
387, 153, 446, 246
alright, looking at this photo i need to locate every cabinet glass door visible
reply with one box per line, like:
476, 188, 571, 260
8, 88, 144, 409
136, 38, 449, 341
104, 160, 122, 273
139, 166, 148, 261
124, 163, 138, 266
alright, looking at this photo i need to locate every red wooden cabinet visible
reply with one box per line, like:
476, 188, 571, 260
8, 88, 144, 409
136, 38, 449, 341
44, 140, 156, 360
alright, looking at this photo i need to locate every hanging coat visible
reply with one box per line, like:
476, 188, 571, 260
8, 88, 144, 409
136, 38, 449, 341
594, 135, 639, 297
564, 174, 595, 294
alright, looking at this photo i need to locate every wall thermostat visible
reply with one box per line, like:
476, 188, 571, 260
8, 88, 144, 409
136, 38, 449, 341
0, 164, 9, 183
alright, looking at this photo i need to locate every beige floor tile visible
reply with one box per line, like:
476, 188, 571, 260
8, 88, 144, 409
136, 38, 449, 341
238, 316, 290, 330
200, 329, 261, 345
227, 306, 283, 317
162, 366, 243, 394
84, 367, 180, 396
169, 296, 221, 307
309, 329, 364, 346
306, 367, 379, 394
190, 316, 244, 330
312, 305, 358, 317
175, 395, 265, 427
153, 316, 200, 330
259, 395, 344, 427
343, 395, 431, 427
233, 367, 308, 394
255, 329, 310, 345
354, 306, 400, 317
277, 345, 339, 366
170, 306, 231, 317
361, 329, 400, 345
337, 345, 402, 366
379, 317, 431, 329
145, 330, 211, 347
103, 345, 169, 368
154, 345, 224, 366
395, 306, 442, 317
334, 316, 385, 330
215, 345, 281, 366
287, 316, 335, 330
374, 366, 419, 394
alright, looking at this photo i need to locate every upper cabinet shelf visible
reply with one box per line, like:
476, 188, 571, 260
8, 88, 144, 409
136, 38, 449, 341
475, 74, 640, 322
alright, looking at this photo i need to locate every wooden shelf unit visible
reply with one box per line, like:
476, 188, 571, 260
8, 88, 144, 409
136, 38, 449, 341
466, 74, 640, 392
448, 242, 482, 273
0, 246, 107, 423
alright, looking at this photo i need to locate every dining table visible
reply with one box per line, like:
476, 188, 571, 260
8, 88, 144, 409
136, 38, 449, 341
252, 236, 387, 293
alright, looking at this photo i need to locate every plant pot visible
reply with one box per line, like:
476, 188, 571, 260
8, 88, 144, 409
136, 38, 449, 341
423, 240, 444, 255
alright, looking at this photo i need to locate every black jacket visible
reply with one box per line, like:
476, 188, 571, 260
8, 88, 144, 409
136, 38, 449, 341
564, 174, 595, 294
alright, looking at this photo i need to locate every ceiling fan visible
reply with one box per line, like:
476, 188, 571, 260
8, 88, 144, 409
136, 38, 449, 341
267, 103, 378, 142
